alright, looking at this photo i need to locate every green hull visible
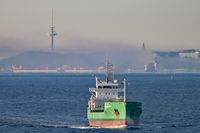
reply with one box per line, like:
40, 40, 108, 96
87, 101, 142, 127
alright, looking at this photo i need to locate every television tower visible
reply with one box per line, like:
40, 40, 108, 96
49, 9, 57, 51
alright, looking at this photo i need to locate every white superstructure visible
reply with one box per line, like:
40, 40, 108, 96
88, 61, 126, 110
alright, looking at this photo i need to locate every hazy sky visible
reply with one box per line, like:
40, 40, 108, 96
0, 0, 200, 57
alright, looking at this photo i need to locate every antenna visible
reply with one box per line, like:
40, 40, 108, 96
51, 9, 53, 28
49, 9, 57, 51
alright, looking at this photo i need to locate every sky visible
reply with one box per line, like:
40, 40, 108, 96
0, 0, 200, 57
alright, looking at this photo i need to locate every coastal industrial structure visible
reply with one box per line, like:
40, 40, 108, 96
178, 49, 200, 59
153, 49, 200, 72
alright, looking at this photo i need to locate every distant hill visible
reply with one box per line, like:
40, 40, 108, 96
0, 51, 104, 68
2, 49, 200, 72
0, 49, 152, 71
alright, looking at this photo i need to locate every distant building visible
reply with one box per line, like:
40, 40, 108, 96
179, 49, 199, 59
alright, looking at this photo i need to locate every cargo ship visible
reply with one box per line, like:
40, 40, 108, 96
87, 61, 142, 128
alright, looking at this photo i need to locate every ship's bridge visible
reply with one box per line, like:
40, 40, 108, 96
96, 81, 119, 89
88, 78, 120, 100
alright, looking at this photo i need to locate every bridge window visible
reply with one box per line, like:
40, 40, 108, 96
103, 86, 112, 88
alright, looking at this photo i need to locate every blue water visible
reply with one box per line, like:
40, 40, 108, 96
0, 73, 200, 133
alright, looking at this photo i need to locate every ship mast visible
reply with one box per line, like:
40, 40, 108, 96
124, 79, 126, 102
105, 60, 113, 82
105, 60, 109, 82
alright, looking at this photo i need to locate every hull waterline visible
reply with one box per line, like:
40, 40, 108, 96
89, 120, 126, 128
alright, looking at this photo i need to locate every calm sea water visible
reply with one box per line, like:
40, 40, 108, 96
0, 73, 199, 133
